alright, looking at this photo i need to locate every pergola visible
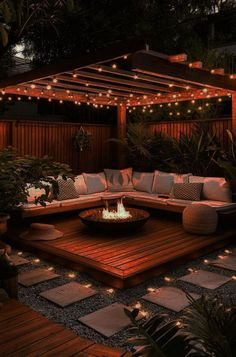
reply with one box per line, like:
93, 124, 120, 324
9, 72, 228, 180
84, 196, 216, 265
0, 40, 236, 165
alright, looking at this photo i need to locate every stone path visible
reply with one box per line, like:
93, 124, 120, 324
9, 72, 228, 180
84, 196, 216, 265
13, 249, 236, 344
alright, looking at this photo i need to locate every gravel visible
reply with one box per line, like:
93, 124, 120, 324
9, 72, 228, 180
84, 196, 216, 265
14, 242, 236, 351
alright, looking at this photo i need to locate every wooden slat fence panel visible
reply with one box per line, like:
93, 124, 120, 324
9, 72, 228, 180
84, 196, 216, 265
0, 118, 233, 173
147, 118, 232, 147
0, 120, 114, 173
0, 121, 11, 149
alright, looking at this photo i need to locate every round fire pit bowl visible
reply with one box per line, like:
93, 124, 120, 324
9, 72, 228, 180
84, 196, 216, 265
79, 207, 150, 233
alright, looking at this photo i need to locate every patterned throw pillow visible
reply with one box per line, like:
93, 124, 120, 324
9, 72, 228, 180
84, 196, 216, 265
173, 183, 203, 201
104, 168, 134, 192
57, 178, 79, 201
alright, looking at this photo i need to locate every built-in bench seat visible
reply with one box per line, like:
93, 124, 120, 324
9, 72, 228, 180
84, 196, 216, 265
20, 169, 236, 218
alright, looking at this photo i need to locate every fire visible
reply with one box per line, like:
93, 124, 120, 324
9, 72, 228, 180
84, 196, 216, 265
102, 199, 132, 220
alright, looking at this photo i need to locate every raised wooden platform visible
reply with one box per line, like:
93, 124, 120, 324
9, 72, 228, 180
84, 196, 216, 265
0, 299, 126, 356
7, 211, 236, 288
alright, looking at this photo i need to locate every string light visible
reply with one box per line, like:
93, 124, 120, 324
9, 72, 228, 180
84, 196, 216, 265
232, 275, 236, 280
147, 287, 156, 293
30, 84, 36, 89
68, 272, 76, 278
224, 249, 232, 254
107, 288, 114, 294
112, 64, 117, 69
203, 259, 209, 264
46, 85, 51, 90
164, 276, 172, 282
17, 251, 23, 256
52, 78, 58, 83
47, 267, 54, 271
33, 258, 40, 263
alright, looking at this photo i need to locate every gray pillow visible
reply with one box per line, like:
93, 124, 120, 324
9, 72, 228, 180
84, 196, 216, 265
82, 172, 107, 194
104, 168, 134, 192
173, 183, 203, 201
132, 172, 154, 193
152, 174, 174, 195
57, 178, 79, 201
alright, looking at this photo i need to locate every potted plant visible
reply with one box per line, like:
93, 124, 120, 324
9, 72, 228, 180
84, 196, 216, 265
0, 147, 72, 233
74, 126, 92, 152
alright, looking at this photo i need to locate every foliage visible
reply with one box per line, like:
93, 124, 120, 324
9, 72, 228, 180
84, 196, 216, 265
182, 294, 236, 357
0, 147, 71, 213
124, 308, 186, 357
167, 123, 222, 175
109, 123, 154, 171
74, 126, 92, 152
216, 130, 236, 180
0, 0, 74, 55
124, 294, 236, 357
112, 122, 223, 175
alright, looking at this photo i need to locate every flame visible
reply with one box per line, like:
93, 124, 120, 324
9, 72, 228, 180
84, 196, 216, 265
102, 199, 132, 220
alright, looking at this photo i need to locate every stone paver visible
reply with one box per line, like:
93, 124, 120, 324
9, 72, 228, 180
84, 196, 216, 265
40, 282, 97, 307
10, 255, 30, 266
79, 303, 141, 338
142, 286, 200, 312
18, 268, 60, 287
210, 255, 236, 272
178, 269, 231, 289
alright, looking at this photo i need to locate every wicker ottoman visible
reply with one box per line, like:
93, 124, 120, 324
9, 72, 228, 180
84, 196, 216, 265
183, 204, 218, 235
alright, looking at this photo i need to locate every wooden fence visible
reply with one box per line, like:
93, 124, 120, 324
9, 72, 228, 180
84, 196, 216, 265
0, 120, 115, 173
147, 118, 232, 147
0, 117, 233, 173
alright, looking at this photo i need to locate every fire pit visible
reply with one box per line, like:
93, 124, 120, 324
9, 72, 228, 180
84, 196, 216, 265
79, 199, 150, 233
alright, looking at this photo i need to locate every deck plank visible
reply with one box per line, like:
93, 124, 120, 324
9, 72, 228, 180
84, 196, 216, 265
0, 300, 124, 357
7, 213, 236, 288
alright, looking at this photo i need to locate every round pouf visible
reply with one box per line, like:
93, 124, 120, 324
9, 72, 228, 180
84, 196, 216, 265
183, 204, 218, 235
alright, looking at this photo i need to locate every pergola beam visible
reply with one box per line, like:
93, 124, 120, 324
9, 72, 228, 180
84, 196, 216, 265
64, 70, 173, 93
88, 65, 193, 90
132, 52, 236, 92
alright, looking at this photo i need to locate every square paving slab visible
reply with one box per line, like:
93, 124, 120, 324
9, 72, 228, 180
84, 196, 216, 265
79, 303, 141, 338
18, 268, 60, 287
142, 286, 200, 312
209, 256, 236, 272
178, 269, 231, 289
40, 282, 97, 307
10, 255, 30, 266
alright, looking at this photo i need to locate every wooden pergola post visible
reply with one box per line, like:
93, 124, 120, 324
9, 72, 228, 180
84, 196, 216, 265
117, 104, 127, 168
232, 93, 236, 134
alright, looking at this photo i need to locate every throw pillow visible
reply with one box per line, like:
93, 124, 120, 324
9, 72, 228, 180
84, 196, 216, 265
189, 175, 232, 202
82, 172, 107, 194
154, 170, 191, 183
74, 174, 88, 195
57, 178, 79, 201
132, 172, 154, 193
104, 168, 134, 192
152, 174, 174, 195
173, 183, 203, 201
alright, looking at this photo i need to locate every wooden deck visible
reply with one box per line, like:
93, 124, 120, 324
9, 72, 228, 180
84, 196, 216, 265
0, 299, 126, 357
7, 211, 236, 288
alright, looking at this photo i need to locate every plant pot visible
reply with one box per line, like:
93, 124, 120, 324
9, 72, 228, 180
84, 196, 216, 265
0, 214, 10, 236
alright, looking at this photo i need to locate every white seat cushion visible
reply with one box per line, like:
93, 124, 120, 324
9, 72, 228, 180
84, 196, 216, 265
22, 200, 60, 210
60, 193, 103, 207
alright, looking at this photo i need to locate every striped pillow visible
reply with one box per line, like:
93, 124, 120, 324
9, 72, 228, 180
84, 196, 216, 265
57, 178, 79, 201
173, 183, 203, 201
